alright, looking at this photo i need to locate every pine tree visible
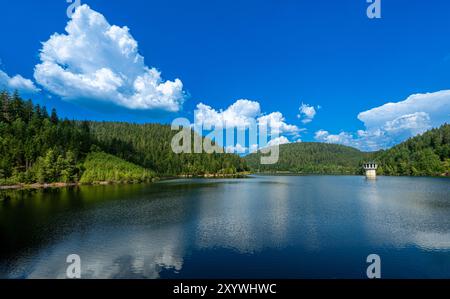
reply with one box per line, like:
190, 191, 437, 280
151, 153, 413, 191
50, 108, 58, 125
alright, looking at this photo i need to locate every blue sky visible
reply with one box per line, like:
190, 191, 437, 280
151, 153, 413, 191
0, 0, 449, 151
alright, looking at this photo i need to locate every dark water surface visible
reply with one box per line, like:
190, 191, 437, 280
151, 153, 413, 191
0, 176, 449, 279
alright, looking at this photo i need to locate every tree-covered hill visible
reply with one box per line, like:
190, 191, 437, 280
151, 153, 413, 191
0, 91, 92, 185
89, 122, 249, 176
374, 124, 450, 176
245, 125, 450, 177
1, 90, 448, 184
80, 151, 155, 184
245, 142, 373, 175
0, 91, 248, 186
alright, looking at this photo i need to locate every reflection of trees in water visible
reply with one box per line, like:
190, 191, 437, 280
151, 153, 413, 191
1, 183, 195, 278
3, 176, 450, 278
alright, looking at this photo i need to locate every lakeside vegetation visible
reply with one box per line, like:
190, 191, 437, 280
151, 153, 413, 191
1, 91, 448, 187
0, 91, 90, 185
245, 142, 372, 175
0, 91, 248, 187
89, 122, 249, 176
246, 142, 372, 175
375, 124, 449, 177
80, 151, 155, 184
245, 124, 450, 177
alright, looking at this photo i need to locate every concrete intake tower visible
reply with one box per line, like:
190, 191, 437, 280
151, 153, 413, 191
363, 163, 378, 179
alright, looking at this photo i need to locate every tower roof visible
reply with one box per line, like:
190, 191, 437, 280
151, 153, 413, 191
363, 162, 378, 170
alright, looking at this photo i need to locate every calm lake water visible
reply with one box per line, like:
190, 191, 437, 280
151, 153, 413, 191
0, 175, 449, 279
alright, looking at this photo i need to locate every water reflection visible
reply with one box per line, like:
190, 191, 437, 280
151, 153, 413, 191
194, 177, 292, 254
1, 176, 450, 278
413, 232, 450, 251
20, 225, 186, 279
358, 177, 450, 251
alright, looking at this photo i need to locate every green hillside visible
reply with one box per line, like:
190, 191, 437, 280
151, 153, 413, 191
1, 91, 448, 185
89, 122, 249, 176
374, 124, 450, 176
245, 125, 450, 177
245, 142, 373, 175
0, 91, 248, 186
80, 152, 155, 184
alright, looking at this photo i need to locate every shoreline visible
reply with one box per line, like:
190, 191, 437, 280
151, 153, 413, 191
2, 171, 447, 191
253, 172, 449, 178
0, 181, 156, 191
0, 182, 79, 191
0, 173, 252, 191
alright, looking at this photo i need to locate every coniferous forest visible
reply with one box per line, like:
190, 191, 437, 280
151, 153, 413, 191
0, 91, 248, 186
89, 122, 249, 176
1, 91, 448, 187
375, 124, 450, 176
245, 142, 373, 175
0, 91, 91, 185
245, 124, 450, 177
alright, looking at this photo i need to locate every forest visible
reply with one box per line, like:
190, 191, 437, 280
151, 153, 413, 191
89, 122, 249, 176
79, 152, 155, 184
1, 91, 448, 186
245, 142, 372, 175
375, 124, 449, 176
0, 91, 248, 186
245, 124, 450, 177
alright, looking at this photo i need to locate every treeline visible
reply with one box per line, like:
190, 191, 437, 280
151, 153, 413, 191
374, 124, 450, 176
80, 152, 154, 184
245, 125, 450, 177
0, 91, 248, 186
89, 122, 249, 176
245, 142, 371, 175
3, 91, 447, 183
0, 91, 92, 184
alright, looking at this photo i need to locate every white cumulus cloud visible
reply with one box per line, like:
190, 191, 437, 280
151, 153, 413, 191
297, 103, 317, 124
314, 130, 354, 146
315, 90, 450, 151
0, 69, 39, 94
225, 143, 248, 154
34, 4, 185, 112
383, 112, 431, 136
358, 90, 449, 131
195, 99, 301, 136
258, 112, 300, 135
195, 99, 261, 129
194, 99, 301, 153
267, 136, 291, 147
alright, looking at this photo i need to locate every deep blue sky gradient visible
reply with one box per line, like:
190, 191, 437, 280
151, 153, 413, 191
1, 0, 450, 141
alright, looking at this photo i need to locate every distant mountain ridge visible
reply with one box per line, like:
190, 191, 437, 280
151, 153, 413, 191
245, 124, 450, 177
245, 142, 373, 175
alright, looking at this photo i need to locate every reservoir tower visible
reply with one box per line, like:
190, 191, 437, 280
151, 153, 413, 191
363, 163, 378, 179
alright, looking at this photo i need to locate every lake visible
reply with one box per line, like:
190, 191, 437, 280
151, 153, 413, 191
0, 175, 449, 279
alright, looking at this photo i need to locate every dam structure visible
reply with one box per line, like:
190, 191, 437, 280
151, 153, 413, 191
363, 163, 378, 179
